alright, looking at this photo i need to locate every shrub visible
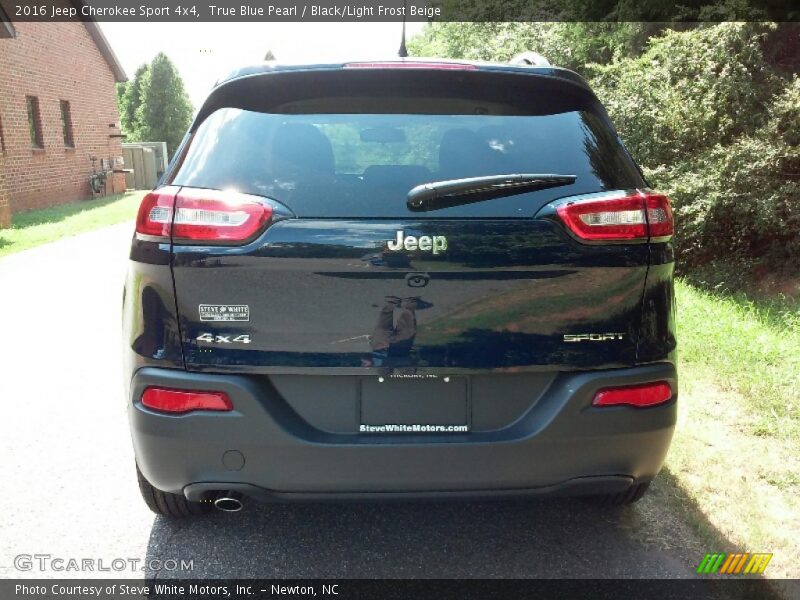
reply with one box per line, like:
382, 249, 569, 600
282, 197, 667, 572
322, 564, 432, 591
407, 22, 652, 72
644, 75, 799, 271
591, 23, 780, 166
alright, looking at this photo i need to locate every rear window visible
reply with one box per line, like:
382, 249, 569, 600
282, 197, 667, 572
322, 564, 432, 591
171, 76, 644, 218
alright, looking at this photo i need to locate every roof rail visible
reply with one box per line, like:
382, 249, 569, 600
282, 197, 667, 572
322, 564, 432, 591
509, 52, 551, 67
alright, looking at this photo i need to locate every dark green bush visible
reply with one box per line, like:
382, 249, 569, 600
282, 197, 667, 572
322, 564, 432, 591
648, 129, 799, 270
591, 23, 780, 166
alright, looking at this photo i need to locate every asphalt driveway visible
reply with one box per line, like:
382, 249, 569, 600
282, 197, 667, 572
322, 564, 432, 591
0, 223, 705, 580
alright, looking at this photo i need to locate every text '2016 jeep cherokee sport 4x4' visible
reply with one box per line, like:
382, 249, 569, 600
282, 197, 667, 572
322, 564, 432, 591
124, 59, 677, 517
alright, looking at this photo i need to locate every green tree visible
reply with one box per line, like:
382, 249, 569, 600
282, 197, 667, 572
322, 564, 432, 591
134, 53, 193, 157
117, 64, 149, 138
116, 53, 193, 158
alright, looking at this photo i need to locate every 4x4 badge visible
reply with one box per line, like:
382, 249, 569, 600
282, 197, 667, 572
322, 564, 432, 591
196, 333, 251, 344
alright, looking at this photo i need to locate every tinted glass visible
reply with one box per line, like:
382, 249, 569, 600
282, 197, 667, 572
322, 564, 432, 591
172, 98, 643, 218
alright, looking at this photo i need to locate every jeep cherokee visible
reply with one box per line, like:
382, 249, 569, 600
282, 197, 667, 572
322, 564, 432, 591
123, 59, 677, 517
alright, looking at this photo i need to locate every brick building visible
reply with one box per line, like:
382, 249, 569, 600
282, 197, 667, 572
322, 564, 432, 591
0, 7, 127, 227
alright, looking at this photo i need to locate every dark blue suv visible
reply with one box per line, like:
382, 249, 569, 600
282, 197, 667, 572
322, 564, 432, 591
123, 59, 676, 516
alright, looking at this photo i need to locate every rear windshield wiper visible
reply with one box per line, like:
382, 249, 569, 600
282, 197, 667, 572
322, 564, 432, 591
406, 174, 577, 212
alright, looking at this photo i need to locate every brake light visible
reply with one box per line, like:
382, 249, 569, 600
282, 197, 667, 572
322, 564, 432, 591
592, 382, 673, 408
141, 387, 233, 414
556, 191, 673, 242
344, 61, 477, 70
135, 187, 272, 244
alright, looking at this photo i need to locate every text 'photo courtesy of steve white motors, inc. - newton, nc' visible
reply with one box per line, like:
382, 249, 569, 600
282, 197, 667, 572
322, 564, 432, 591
15, 583, 336, 597
20, 3, 442, 19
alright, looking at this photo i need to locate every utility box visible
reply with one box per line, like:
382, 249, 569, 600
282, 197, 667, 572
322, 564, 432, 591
122, 142, 168, 189
142, 147, 158, 188
137, 142, 169, 178
122, 144, 160, 190
121, 146, 136, 189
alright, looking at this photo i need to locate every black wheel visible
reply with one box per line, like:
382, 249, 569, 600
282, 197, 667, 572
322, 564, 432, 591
136, 464, 212, 517
585, 482, 651, 506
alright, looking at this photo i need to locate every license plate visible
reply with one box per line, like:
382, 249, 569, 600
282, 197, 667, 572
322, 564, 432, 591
359, 376, 469, 433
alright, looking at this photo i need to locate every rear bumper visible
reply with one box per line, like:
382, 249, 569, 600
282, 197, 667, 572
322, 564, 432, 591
129, 363, 677, 500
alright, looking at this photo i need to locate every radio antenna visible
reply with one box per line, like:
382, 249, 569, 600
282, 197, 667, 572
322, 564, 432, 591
398, 0, 408, 57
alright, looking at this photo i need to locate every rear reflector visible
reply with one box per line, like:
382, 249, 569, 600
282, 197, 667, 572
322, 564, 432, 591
135, 187, 272, 244
556, 191, 673, 242
345, 61, 477, 70
592, 382, 673, 408
141, 387, 233, 414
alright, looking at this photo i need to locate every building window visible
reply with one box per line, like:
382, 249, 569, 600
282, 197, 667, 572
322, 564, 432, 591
26, 95, 43, 148
0, 114, 6, 153
60, 100, 74, 148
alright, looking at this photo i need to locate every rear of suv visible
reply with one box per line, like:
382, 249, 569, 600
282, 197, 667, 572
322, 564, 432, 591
123, 59, 677, 517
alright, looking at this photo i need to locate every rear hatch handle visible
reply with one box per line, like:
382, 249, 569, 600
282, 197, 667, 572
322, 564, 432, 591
406, 173, 576, 212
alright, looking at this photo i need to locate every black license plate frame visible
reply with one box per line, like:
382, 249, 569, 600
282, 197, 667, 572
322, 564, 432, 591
359, 376, 469, 433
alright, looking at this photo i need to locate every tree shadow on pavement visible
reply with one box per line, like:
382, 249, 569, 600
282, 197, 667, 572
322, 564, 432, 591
144, 465, 798, 599
145, 497, 662, 578
142, 475, 779, 600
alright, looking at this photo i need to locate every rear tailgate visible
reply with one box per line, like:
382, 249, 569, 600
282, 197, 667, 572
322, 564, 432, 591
167, 67, 649, 375
172, 217, 646, 371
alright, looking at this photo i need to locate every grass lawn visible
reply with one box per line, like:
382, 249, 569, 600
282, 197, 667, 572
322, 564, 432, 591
0, 191, 146, 259
656, 280, 800, 582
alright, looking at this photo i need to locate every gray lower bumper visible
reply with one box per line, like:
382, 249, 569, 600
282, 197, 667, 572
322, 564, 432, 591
129, 364, 677, 499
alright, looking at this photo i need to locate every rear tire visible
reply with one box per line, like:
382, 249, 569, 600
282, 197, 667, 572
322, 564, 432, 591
586, 482, 650, 506
136, 464, 212, 517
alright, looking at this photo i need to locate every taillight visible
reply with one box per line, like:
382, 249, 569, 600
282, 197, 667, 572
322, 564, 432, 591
644, 193, 674, 240
344, 61, 477, 70
592, 382, 673, 408
556, 191, 673, 242
135, 186, 180, 239
135, 187, 273, 244
141, 387, 233, 414
171, 188, 272, 243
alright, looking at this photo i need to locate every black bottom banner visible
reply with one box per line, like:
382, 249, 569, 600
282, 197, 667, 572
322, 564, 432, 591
5, 578, 798, 600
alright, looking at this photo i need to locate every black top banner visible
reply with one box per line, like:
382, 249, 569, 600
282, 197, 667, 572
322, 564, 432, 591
2, 0, 799, 22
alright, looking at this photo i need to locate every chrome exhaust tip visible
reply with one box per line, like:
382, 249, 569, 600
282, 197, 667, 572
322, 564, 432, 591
213, 494, 243, 512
